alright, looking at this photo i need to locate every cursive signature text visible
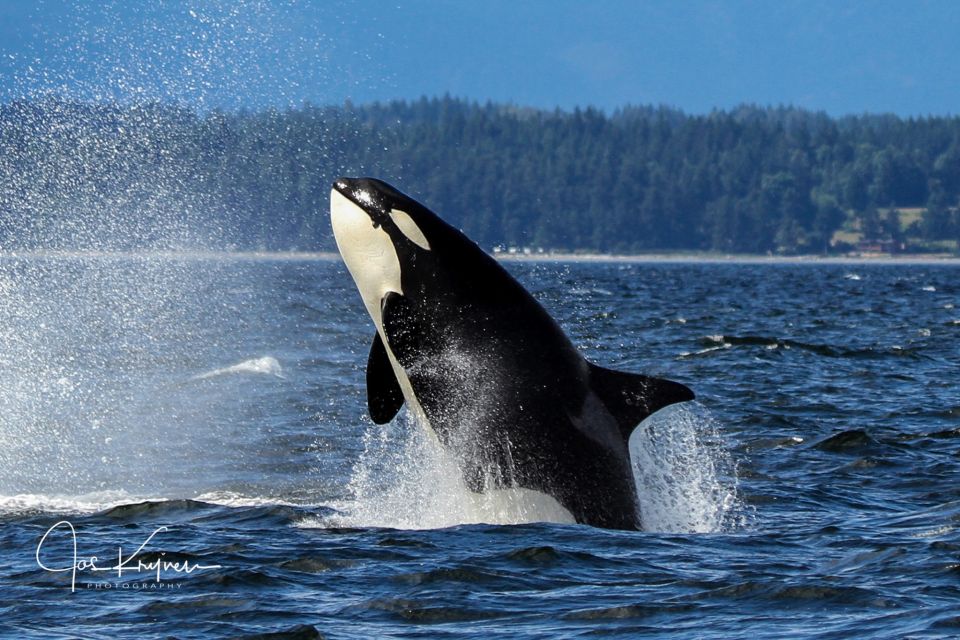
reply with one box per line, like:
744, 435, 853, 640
36, 520, 222, 593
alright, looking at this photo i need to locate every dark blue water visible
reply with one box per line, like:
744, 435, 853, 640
1, 257, 958, 639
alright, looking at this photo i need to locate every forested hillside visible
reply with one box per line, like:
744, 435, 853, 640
1, 97, 958, 252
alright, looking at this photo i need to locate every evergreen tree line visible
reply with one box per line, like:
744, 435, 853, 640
1, 97, 959, 252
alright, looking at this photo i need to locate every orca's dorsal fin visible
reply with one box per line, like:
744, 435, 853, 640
588, 363, 695, 443
367, 332, 404, 424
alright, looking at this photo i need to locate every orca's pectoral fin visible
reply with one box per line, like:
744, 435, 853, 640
367, 332, 404, 424
588, 363, 695, 442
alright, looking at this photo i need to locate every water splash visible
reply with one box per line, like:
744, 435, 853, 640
320, 402, 743, 533
320, 412, 575, 530
630, 402, 746, 533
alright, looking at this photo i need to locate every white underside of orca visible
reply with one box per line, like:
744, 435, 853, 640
331, 189, 576, 525
330, 189, 425, 417
456, 487, 577, 525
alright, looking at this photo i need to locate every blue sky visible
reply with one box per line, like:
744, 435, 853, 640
1, 0, 958, 116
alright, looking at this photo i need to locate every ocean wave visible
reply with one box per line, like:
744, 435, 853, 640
0, 490, 154, 516
696, 334, 928, 359
0, 490, 321, 519
814, 429, 883, 453
193, 491, 308, 509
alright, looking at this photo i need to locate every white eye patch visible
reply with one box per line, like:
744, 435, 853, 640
390, 209, 431, 250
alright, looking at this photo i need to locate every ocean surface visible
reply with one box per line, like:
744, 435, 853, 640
1, 256, 958, 639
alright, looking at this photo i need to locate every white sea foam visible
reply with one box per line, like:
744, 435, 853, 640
679, 343, 732, 359
193, 491, 306, 508
0, 491, 316, 518
192, 356, 284, 380
0, 490, 153, 516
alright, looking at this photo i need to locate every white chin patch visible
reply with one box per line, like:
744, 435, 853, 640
330, 188, 432, 437
330, 189, 402, 326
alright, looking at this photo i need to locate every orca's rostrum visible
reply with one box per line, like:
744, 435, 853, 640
330, 177, 694, 530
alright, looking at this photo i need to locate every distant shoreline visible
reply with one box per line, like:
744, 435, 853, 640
1, 249, 958, 265
494, 252, 960, 265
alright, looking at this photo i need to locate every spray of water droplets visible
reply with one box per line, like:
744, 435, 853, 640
631, 402, 747, 532
0, 1, 385, 253
318, 400, 746, 533
0, 1, 370, 506
320, 410, 577, 530
2, 1, 383, 110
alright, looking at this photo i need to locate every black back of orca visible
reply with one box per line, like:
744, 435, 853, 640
331, 177, 694, 530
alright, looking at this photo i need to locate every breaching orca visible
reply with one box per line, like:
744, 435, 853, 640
330, 177, 694, 530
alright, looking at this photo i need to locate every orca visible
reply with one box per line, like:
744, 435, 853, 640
330, 177, 694, 530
